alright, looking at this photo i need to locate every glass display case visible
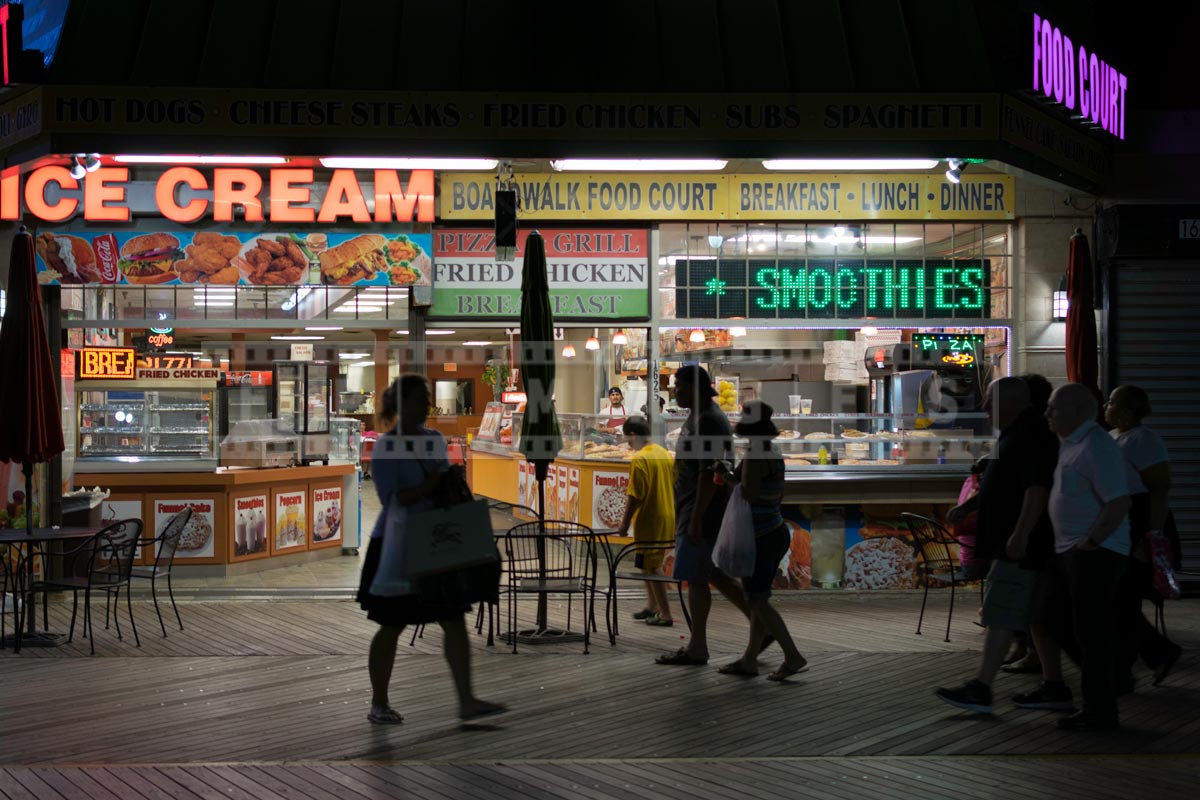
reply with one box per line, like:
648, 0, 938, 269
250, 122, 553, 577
273, 361, 332, 464
220, 419, 301, 468
329, 416, 363, 465
77, 383, 219, 470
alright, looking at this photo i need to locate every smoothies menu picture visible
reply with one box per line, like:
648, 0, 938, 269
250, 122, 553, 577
34, 230, 432, 288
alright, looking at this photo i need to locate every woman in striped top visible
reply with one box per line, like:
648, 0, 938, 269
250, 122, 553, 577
718, 401, 809, 681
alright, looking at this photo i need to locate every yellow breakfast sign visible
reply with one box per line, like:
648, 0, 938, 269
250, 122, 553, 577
440, 173, 1015, 222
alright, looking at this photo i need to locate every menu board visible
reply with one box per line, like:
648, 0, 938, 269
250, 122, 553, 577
154, 498, 216, 559
34, 230, 432, 288
477, 402, 504, 441
312, 485, 343, 545
545, 467, 558, 519
233, 494, 268, 557
591, 471, 630, 532
569, 468, 580, 522
274, 490, 307, 551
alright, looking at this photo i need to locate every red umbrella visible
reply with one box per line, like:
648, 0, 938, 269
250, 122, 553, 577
0, 226, 66, 537
1065, 228, 1103, 409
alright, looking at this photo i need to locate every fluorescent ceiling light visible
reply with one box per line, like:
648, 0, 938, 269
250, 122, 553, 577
427, 330, 456, 335
114, 155, 289, 164
462, 341, 493, 346
270, 335, 324, 341
339, 353, 372, 359
762, 158, 940, 170
320, 157, 498, 170
333, 305, 386, 313
305, 326, 343, 331
352, 362, 375, 368
551, 159, 727, 171
395, 330, 409, 335
193, 300, 234, 307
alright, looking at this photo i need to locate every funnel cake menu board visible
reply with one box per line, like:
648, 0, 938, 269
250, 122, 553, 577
153, 497, 218, 561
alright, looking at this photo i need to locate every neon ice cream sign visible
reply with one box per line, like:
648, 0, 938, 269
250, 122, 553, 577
1032, 13, 1128, 140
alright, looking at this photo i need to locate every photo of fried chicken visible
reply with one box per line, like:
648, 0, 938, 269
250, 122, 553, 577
234, 235, 310, 285
176, 232, 243, 284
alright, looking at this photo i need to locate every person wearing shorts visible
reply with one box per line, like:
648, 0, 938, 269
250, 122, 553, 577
935, 377, 1057, 714
615, 416, 676, 626
654, 365, 753, 666
715, 401, 808, 681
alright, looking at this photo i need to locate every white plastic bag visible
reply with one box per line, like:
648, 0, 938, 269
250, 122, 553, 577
712, 484, 756, 577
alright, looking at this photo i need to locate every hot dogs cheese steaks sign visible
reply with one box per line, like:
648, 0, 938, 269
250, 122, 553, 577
431, 229, 648, 319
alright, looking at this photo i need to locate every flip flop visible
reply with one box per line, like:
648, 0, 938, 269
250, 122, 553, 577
655, 648, 708, 666
718, 661, 759, 677
367, 706, 404, 724
766, 662, 809, 682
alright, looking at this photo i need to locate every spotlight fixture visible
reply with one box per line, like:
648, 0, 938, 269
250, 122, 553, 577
612, 329, 628, 346
84, 154, 102, 172
585, 329, 601, 351
68, 157, 86, 180
707, 232, 724, 249
689, 328, 706, 344
944, 159, 965, 184
561, 343, 577, 358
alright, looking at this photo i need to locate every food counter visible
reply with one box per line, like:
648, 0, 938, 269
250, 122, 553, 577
74, 464, 358, 575
467, 412, 991, 591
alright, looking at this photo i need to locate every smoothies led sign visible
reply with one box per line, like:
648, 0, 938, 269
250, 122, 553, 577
0, 167, 435, 223
1032, 13, 1128, 140
79, 347, 136, 379
676, 259, 990, 320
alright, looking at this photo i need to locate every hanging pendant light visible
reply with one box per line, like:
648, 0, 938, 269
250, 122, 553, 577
561, 343, 576, 358
689, 328, 706, 344
585, 328, 601, 350
611, 328, 628, 346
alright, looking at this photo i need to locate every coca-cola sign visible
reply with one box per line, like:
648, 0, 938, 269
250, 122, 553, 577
92, 233, 120, 283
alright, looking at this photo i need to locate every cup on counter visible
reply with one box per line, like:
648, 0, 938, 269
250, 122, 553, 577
801, 398, 813, 415
788, 395, 803, 415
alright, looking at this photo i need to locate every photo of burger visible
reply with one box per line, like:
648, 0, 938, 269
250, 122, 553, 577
118, 233, 183, 284
318, 234, 389, 285
35, 233, 100, 284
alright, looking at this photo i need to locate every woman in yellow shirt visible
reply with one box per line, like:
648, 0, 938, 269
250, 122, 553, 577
616, 416, 676, 626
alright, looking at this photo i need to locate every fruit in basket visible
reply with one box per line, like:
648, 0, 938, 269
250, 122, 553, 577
717, 380, 738, 412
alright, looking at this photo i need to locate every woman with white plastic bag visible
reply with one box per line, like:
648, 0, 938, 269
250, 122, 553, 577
715, 401, 809, 681
713, 484, 756, 578
356, 375, 507, 725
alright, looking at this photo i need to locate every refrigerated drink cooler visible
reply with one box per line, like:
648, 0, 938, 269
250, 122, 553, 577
273, 361, 332, 465
218, 371, 274, 437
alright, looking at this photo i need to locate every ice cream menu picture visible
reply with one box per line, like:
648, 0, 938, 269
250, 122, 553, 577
591, 471, 630, 532
154, 499, 216, 559
274, 490, 307, 551
233, 494, 268, 557
557, 465, 569, 523
311, 486, 343, 545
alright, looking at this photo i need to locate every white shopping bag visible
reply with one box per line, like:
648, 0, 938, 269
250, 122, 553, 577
712, 484, 756, 577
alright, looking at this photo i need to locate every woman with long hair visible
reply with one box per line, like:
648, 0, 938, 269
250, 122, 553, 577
357, 375, 507, 723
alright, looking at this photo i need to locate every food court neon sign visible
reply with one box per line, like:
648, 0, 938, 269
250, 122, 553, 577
0, 167, 435, 223
1032, 13, 1128, 140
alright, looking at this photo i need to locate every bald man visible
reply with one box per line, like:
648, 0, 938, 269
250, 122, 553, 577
936, 377, 1058, 715
1012, 382, 1131, 731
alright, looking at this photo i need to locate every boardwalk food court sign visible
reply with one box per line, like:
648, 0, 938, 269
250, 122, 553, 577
441, 173, 1014, 221
432, 229, 648, 319
1032, 13, 1128, 140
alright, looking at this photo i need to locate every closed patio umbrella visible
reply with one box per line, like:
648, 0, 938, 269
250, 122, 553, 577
1065, 228, 1103, 410
0, 227, 66, 640
518, 231, 563, 633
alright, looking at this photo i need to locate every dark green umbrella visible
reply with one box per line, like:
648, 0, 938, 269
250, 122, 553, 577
518, 231, 562, 632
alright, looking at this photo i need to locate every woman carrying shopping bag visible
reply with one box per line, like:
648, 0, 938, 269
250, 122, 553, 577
716, 401, 809, 681
357, 375, 507, 725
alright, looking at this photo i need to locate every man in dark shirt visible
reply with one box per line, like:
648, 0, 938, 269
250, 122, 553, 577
935, 377, 1059, 713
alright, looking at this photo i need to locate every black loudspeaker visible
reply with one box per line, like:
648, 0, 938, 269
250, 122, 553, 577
495, 189, 517, 260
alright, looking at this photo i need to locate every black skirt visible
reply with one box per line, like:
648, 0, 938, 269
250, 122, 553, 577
357, 537, 471, 627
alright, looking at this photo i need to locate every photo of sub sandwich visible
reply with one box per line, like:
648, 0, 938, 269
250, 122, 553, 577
35, 233, 99, 283
318, 234, 389, 285
119, 233, 183, 284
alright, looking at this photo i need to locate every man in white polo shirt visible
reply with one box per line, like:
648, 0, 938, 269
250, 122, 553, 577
1014, 382, 1131, 731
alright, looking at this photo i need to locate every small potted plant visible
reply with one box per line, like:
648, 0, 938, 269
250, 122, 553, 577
481, 358, 511, 400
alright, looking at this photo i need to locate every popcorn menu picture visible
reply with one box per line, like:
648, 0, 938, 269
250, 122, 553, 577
274, 491, 307, 551
154, 499, 216, 559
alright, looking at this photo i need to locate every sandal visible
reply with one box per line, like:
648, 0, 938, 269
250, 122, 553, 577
645, 614, 675, 627
718, 661, 759, 677
367, 705, 404, 724
766, 661, 809, 682
655, 648, 708, 666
